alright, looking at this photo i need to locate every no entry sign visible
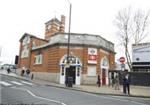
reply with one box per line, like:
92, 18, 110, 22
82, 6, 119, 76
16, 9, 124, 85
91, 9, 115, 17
119, 57, 125, 63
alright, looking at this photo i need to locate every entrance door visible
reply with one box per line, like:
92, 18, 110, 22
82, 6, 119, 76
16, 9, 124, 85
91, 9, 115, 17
66, 66, 76, 84
102, 69, 106, 85
60, 55, 82, 85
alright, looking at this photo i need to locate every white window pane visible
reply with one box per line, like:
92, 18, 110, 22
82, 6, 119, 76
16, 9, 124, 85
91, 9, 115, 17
34, 54, 43, 64
87, 66, 96, 76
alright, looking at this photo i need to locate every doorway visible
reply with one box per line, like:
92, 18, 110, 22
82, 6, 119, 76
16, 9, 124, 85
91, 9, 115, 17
100, 57, 109, 85
102, 68, 106, 85
66, 66, 76, 84
60, 55, 82, 85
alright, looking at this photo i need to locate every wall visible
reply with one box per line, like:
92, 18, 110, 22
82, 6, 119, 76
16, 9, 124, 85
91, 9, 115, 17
19, 43, 115, 85
133, 45, 150, 62
47, 46, 60, 73
30, 48, 48, 72
81, 74, 97, 85
33, 72, 60, 83
18, 38, 31, 68
15, 69, 59, 83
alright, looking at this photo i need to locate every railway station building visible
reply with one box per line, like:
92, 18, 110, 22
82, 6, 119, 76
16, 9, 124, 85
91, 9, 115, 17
18, 15, 115, 85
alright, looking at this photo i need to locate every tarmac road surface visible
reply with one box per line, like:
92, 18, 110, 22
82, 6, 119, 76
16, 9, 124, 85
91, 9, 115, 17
1, 74, 150, 105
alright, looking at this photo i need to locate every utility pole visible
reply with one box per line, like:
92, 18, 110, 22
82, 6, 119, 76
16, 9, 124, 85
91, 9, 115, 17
67, 2, 72, 65
66, 0, 72, 87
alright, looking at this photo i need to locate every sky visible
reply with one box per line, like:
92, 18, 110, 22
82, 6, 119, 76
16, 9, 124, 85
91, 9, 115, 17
0, 0, 150, 64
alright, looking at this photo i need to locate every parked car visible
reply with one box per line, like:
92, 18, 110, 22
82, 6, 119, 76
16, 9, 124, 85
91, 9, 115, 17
1, 64, 17, 73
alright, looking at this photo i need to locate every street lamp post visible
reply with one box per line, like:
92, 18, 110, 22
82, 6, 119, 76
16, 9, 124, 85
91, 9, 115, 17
67, 3, 72, 64
66, 1, 72, 87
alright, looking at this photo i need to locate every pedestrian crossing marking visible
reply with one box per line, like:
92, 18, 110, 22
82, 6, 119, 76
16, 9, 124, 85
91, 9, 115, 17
0, 81, 12, 86
0, 80, 34, 87
10, 81, 23, 85
21, 81, 33, 85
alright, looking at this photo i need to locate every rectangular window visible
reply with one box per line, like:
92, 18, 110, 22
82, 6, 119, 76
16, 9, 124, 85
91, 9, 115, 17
22, 36, 30, 45
34, 54, 43, 64
21, 46, 29, 58
87, 66, 96, 76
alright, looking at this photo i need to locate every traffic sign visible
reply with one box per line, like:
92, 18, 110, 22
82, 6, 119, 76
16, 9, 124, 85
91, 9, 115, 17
119, 57, 125, 63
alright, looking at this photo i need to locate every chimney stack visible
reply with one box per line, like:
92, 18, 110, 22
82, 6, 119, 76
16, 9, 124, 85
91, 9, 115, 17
59, 15, 65, 32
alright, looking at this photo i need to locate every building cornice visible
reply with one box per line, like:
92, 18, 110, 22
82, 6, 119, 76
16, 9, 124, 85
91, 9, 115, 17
20, 32, 115, 53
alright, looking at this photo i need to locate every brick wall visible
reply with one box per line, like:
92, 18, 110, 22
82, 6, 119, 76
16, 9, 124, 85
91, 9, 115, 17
18, 36, 48, 69
18, 40, 31, 68
18, 42, 22, 68
47, 46, 60, 73
30, 48, 48, 72
109, 52, 115, 69
19, 43, 115, 75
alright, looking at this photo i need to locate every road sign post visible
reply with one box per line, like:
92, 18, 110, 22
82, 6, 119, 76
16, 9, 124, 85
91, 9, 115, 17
119, 57, 125, 71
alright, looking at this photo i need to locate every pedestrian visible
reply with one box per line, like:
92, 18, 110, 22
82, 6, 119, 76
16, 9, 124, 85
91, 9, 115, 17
112, 77, 115, 87
97, 75, 101, 87
21, 69, 25, 76
7, 68, 10, 74
26, 68, 30, 78
21, 66, 25, 76
65, 77, 68, 87
123, 73, 130, 95
114, 75, 120, 90
26, 69, 30, 75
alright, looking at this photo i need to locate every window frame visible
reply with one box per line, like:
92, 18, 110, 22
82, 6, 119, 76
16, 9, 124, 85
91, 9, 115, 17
34, 54, 43, 65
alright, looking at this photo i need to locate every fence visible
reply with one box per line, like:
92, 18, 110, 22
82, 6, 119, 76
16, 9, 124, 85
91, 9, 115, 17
129, 72, 150, 86
109, 70, 150, 86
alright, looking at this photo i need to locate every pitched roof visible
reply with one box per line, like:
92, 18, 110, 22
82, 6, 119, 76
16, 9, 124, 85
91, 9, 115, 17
45, 18, 61, 25
19, 33, 48, 42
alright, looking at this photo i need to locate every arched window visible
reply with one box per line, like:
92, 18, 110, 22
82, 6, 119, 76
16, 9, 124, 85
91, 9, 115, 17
60, 55, 82, 66
102, 58, 108, 66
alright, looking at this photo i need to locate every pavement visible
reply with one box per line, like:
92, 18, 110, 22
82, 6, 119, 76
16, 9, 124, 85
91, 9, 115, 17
1, 69, 150, 98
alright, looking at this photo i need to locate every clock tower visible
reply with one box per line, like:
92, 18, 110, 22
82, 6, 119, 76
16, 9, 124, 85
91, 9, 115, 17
45, 15, 65, 40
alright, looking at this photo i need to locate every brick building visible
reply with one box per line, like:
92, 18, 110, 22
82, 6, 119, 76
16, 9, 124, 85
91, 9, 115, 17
18, 15, 115, 85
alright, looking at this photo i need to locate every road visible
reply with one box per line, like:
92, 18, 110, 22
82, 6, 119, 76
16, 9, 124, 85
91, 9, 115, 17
0, 74, 150, 105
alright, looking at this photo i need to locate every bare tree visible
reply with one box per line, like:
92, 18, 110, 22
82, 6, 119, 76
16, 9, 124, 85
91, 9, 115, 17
114, 8, 150, 71
133, 10, 150, 44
